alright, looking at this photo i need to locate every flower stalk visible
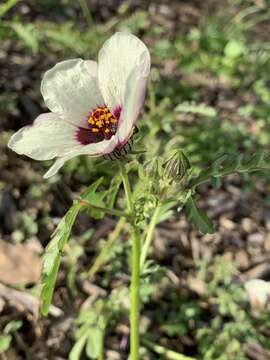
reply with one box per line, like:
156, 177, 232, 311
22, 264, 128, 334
140, 203, 161, 269
118, 161, 141, 360
130, 226, 141, 360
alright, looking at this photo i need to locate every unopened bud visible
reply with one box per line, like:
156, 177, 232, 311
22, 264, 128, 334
163, 149, 190, 182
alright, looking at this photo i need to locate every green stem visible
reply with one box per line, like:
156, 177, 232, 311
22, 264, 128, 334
79, 199, 128, 219
130, 226, 140, 360
98, 328, 105, 360
98, 316, 107, 360
98, 341, 103, 360
140, 203, 161, 269
118, 161, 140, 360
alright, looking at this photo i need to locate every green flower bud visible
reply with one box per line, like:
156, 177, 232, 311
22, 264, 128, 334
163, 149, 191, 182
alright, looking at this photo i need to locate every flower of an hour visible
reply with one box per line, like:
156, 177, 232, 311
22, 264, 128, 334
8, 32, 151, 178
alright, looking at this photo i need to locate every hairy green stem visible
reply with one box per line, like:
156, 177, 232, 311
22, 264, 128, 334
98, 327, 105, 360
79, 199, 128, 219
140, 203, 161, 269
130, 226, 141, 360
118, 161, 140, 360
98, 343, 103, 360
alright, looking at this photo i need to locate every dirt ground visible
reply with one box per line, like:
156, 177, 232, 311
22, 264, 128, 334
1, 0, 270, 359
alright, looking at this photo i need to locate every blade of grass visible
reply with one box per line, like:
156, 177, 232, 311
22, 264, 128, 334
78, 0, 93, 28
87, 217, 126, 279
0, 0, 21, 19
143, 339, 196, 360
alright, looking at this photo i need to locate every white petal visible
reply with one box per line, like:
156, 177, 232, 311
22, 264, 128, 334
8, 113, 79, 160
245, 279, 270, 308
44, 156, 70, 178
98, 32, 150, 122
43, 135, 118, 178
41, 59, 104, 127
117, 60, 149, 144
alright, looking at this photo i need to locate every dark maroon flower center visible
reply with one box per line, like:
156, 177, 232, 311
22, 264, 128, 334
76, 106, 121, 145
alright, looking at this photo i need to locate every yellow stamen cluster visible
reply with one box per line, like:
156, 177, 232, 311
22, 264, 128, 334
88, 106, 118, 139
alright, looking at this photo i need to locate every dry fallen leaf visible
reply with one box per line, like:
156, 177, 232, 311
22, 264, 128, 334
0, 240, 41, 285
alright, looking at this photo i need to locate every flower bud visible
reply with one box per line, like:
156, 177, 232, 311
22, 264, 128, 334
162, 149, 190, 182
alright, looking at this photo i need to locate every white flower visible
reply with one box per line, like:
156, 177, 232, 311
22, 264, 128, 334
8, 32, 151, 178
244, 279, 270, 309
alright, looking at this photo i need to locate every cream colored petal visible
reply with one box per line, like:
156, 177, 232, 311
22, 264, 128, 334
41, 59, 104, 127
117, 58, 149, 144
43, 135, 118, 178
8, 113, 79, 160
98, 32, 150, 121
44, 156, 71, 178
245, 279, 270, 308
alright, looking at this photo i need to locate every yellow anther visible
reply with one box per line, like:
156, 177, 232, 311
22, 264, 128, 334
89, 117, 95, 125
87, 106, 119, 140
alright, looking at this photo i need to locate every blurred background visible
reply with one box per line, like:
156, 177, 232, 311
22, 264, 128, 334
1, 0, 270, 359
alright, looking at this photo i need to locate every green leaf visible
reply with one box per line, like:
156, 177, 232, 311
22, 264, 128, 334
41, 202, 81, 316
41, 178, 105, 316
106, 175, 122, 209
69, 333, 89, 360
190, 152, 270, 189
44, 22, 89, 55
224, 40, 246, 58
0, 335, 12, 353
83, 178, 104, 201
87, 191, 106, 219
11, 23, 39, 53
158, 200, 177, 222
85, 327, 103, 359
185, 196, 215, 234
175, 102, 217, 117
4, 320, 22, 334
78, 310, 97, 326
41, 251, 61, 317
0, 0, 20, 18
189, 154, 228, 188
83, 178, 106, 219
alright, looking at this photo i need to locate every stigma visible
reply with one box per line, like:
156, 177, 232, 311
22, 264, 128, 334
87, 106, 118, 140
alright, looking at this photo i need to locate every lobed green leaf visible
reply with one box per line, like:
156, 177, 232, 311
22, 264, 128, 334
185, 196, 215, 234
41, 179, 104, 316
189, 151, 270, 189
